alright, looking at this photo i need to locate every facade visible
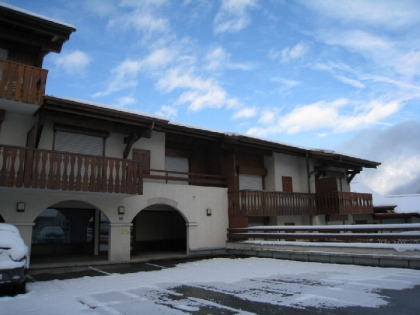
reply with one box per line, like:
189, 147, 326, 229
0, 4, 380, 263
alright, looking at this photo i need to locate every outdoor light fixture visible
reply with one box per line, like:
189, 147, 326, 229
206, 208, 212, 216
16, 202, 25, 212
118, 206, 125, 215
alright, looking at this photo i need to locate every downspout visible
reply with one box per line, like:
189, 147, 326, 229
306, 151, 311, 193
306, 151, 313, 226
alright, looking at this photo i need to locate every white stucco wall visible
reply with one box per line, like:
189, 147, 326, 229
133, 131, 165, 170
123, 182, 228, 251
0, 181, 228, 262
0, 111, 37, 146
269, 152, 311, 193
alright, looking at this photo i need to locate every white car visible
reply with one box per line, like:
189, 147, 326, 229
36, 226, 65, 243
0, 223, 29, 294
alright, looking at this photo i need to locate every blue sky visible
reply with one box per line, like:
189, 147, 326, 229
4, 0, 420, 196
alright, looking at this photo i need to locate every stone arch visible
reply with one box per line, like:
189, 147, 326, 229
31, 200, 110, 259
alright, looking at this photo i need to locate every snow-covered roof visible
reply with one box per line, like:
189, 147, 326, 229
352, 182, 420, 214
0, 2, 76, 30
45, 95, 379, 167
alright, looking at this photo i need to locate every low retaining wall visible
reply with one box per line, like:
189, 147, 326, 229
225, 242, 420, 269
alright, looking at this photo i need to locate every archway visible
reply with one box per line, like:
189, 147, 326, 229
131, 204, 187, 256
31, 201, 110, 258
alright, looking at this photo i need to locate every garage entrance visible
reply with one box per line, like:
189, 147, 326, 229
31, 201, 109, 258
131, 205, 187, 255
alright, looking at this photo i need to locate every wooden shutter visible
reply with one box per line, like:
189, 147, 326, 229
282, 176, 293, 192
133, 149, 150, 172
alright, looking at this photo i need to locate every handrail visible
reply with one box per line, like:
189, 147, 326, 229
0, 145, 143, 194
0, 59, 48, 105
144, 168, 227, 187
228, 190, 317, 216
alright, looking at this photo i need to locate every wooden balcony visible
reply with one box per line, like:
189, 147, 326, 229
316, 191, 374, 215
144, 169, 227, 187
228, 190, 317, 217
228, 190, 374, 217
0, 145, 143, 194
0, 59, 47, 105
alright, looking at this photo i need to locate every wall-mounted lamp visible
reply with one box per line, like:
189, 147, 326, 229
16, 202, 25, 212
118, 206, 125, 215
206, 208, 212, 216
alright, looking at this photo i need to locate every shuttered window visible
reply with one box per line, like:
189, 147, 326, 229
239, 174, 263, 190
54, 131, 104, 156
165, 156, 189, 185
282, 176, 293, 192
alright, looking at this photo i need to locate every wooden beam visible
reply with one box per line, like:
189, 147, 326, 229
123, 121, 155, 159
35, 122, 44, 148
347, 170, 360, 184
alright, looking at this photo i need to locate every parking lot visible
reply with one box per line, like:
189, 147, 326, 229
2, 257, 420, 314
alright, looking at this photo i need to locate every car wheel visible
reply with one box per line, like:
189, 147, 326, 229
14, 282, 26, 294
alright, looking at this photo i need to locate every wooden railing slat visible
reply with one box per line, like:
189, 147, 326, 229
0, 59, 48, 105
0, 145, 145, 195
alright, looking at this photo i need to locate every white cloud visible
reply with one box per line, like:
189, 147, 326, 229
92, 59, 142, 98
107, 1, 169, 36
205, 46, 253, 71
398, 50, 420, 78
246, 98, 405, 137
336, 120, 420, 195
271, 77, 301, 94
157, 68, 241, 111
116, 96, 136, 107
142, 48, 176, 70
232, 106, 257, 119
258, 108, 279, 124
298, 0, 420, 30
279, 43, 309, 63
157, 105, 177, 119
335, 75, 365, 89
54, 50, 91, 75
214, 0, 258, 34
362, 155, 420, 195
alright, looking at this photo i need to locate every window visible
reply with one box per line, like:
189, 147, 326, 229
165, 156, 189, 185
239, 174, 263, 190
54, 131, 104, 156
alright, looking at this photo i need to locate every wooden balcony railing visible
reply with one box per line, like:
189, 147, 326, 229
144, 169, 227, 187
0, 59, 47, 105
316, 192, 373, 215
228, 190, 317, 217
0, 145, 143, 194
228, 190, 374, 217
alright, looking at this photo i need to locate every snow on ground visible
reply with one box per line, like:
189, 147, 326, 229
2, 257, 420, 314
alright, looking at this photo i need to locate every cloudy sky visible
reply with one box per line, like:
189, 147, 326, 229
4, 0, 420, 195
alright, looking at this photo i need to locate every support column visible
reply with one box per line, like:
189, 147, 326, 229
108, 223, 132, 262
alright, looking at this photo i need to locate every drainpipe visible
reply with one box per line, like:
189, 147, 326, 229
306, 151, 311, 193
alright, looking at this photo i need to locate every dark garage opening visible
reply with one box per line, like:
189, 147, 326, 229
131, 206, 187, 255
